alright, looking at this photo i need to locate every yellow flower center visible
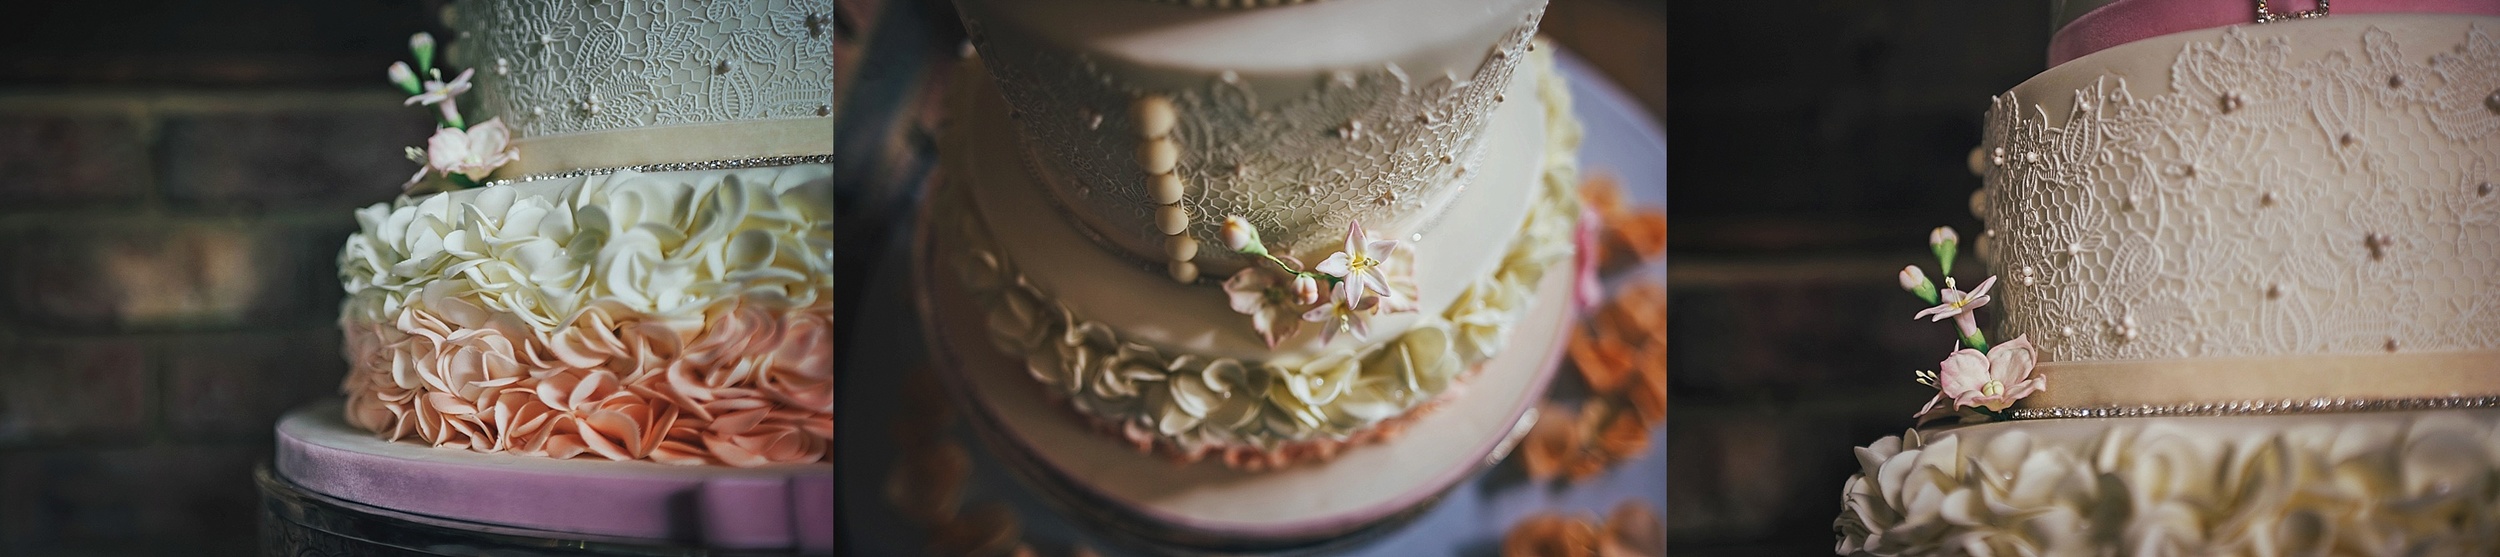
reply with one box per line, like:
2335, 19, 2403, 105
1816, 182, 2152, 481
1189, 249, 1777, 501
1347, 254, 1379, 276
1980, 380, 2004, 397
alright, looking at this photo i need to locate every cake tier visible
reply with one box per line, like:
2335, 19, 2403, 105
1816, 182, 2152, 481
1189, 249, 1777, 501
336, 164, 834, 467
934, 43, 1581, 461
1836, 409, 2500, 555
1976, 15, 2500, 369
955, 0, 1546, 277
445, 0, 836, 180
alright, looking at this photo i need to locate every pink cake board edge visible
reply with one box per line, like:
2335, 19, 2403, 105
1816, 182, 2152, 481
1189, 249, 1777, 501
2049, 0, 2500, 66
909, 183, 1578, 547
274, 400, 833, 552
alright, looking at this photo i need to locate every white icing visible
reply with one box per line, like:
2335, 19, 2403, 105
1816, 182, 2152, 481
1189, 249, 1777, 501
1980, 16, 2500, 364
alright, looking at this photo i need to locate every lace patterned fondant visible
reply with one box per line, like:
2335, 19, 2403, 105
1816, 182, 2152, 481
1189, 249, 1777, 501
1978, 21, 2500, 363
447, 0, 835, 139
965, 9, 1542, 266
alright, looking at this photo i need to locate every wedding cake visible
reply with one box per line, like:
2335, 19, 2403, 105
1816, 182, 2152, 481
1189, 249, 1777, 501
1837, 1, 2500, 554
928, 0, 1581, 471
332, 0, 834, 468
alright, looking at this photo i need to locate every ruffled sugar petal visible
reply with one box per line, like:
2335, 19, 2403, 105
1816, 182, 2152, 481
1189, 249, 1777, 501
424, 391, 478, 415
703, 434, 770, 468
543, 433, 590, 460
710, 407, 771, 435
580, 408, 644, 461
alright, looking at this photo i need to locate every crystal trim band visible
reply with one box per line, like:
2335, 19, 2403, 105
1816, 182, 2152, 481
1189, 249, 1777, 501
2007, 395, 2500, 420
482, 154, 835, 187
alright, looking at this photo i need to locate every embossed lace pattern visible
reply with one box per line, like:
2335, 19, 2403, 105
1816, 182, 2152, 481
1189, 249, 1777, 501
966, 10, 1541, 261
1979, 24, 2500, 363
450, 0, 835, 139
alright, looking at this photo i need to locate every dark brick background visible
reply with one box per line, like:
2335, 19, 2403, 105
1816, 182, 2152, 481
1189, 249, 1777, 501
0, 1, 440, 555
1665, 1, 2050, 554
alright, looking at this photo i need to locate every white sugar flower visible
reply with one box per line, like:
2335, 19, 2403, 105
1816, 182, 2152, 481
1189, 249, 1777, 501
406, 68, 471, 106
1314, 221, 1404, 303
426, 118, 518, 181
1913, 275, 1994, 322
1222, 266, 1306, 348
1301, 281, 1379, 345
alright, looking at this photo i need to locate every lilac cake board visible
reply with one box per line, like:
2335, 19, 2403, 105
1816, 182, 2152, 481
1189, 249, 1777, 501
273, 400, 834, 552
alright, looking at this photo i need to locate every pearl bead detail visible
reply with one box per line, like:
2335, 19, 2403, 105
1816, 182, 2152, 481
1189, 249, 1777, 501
1139, 138, 1178, 175
1131, 92, 1195, 283
1166, 234, 1199, 262
1133, 95, 1176, 139
1149, 173, 1185, 205
1157, 205, 1190, 235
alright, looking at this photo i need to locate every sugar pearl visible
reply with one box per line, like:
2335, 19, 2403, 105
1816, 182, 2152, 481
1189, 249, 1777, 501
1166, 234, 1199, 261
1156, 205, 1190, 235
1138, 138, 1178, 175
1169, 260, 1199, 283
1133, 96, 1177, 139
1149, 173, 1185, 205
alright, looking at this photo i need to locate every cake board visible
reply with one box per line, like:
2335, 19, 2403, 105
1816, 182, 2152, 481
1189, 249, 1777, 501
266, 401, 835, 554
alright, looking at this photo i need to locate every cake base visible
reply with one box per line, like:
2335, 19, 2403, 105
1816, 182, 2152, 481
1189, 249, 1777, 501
271, 401, 833, 551
913, 193, 1577, 551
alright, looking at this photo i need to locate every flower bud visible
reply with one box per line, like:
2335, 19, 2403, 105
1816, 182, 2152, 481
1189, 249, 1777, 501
387, 61, 422, 95
1900, 265, 1939, 305
410, 32, 438, 72
1929, 226, 1960, 275
1220, 215, 1266, 255
1291, 275, 1322, 306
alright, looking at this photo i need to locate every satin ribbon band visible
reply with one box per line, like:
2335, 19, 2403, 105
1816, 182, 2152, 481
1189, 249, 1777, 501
486, 117, 834, 183
2048, 0, 2500, 66
2005, 350, 2500, 418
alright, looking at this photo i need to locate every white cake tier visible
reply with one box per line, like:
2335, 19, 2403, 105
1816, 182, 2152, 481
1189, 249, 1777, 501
1837, 409, 2500, 556
955, 0, 1547, 275
933, 43, 1581, 455
446, 0, 835, 140
1976, 15, 2500, 367
445, 0, 836, 180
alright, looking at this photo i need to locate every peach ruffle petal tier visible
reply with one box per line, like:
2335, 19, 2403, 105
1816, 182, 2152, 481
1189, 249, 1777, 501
341, 300, 832, 468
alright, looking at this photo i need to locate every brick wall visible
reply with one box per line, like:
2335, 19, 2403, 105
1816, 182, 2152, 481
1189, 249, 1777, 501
0, 2, 439, 555
1665, 2, 2048, 554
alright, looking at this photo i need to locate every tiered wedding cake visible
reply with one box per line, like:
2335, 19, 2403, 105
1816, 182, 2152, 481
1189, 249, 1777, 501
1837, 1, 2500, 554
333, 0, 835, 468
930, 0, 1582, 470
266, 0, 831, 551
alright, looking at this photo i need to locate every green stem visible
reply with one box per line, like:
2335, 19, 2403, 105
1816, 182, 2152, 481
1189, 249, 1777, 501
1969, 406, 2010, 422
1961, 329, 1990, 353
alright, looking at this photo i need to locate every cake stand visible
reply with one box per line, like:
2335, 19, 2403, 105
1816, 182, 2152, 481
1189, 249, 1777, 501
262, 401, 834, 555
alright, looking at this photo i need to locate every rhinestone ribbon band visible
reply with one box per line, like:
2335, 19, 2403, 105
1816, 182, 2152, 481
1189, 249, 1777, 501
2004, 350, 2500, 420
483, 154, 834, 187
